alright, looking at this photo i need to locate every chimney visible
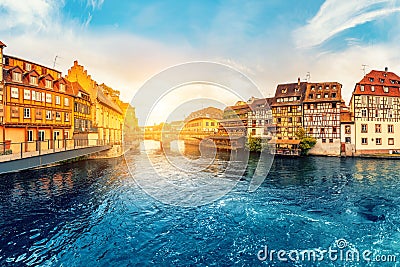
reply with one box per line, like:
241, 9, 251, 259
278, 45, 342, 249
298, 77, 301, 86
0, 41, 6, 83
385, 67, 388, 72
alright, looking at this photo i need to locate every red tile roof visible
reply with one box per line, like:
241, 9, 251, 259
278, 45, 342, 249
353, 70, 400, 97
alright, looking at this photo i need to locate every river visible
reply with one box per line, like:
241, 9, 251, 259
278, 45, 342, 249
0, 140, 399, 266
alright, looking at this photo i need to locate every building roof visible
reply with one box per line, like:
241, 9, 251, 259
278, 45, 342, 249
353, 69, 400, 97
269, 139, 300, 145
340, 111, 353, 123
97, 86, 123, 114
185, 106, 223, 121
0, 41, 7, 47
68, 81, 91, 96
303, 82, 342, 103
272, 81, 307, 106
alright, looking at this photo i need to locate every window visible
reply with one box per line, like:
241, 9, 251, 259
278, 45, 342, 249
46, 110, 52, 120
46, 93, 52, 103
375, 97, 380, 105
388, 125, 394, 133
362, 138, 368, 145
29, 76, 38, 85
383, 86, 389, 93
59, 83, 66, 92
329, 139, 333, 143
27, 130, 33, 142
38, 130, 45, 141
345, 125, 351, 134
345, 137, 351, 143
211, 122, 215, 126
333, 127, 337, 133
322, 139, 326, 143
388, 97, 393, 106
55, 95, 61, 105
361, 124, 367, 133
23, 108, 30, 118
380, 78, 384, 83
11, 87, 19, 98
65, 112, 70, 122
332, 103, 337, 108
31, 91, 36, 101
309, 128, 313, 134
325, 85, 330, 90
45, 80, 52, 89
55, 112, 61, 121
324, 93, 329, 98
332, 93, 337, 98
361, 95, 367, 105
360, 85, 365, 91
361, 109, 367, 117
36, 109, 42, 120
311, 86, 315, 90
11, 107, 19, 118
320, 128, 325, 134
333, 85, 337, 90
371, 85, 375, 92
375, 109, 379, 118
24, 89, 31, 100
206, 122, 209, 126
25, 63, 31, 71
297, 117, 302, 123
388, 138, 394, 145
376, 138, 382, 145
41, 92, 45, 102
281, 88, 287, 93
369, 77, 374, 82
64, 97, 69, 106
12, 72, 22, 82
375, 124, 381, 133
317, 94, 321, 99
309, 94, 313, 99
288, 117, 292, 123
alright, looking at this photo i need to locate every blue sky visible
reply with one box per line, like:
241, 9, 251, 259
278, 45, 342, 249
0, 0, 400, 124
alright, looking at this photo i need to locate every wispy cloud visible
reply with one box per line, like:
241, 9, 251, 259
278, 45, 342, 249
86, 0, 104, 11
0, 0, 60, 32
293, 0, 400, 48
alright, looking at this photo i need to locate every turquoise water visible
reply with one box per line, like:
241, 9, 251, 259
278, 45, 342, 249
0, 145, 399, 266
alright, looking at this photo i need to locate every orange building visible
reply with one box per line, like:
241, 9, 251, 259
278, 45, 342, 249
0, 41, 73, 151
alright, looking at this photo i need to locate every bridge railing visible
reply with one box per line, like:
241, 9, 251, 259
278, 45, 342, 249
0, 139, 115, 162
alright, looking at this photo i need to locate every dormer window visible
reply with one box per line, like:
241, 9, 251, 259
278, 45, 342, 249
324, 93, 329, 98
390, 80, 395, 84
294, 87, 299, 92
318, 86, 322, 90
332, 93, 337, 98
369, 78, 374, 82
309, 94, 313, 99
29, 76, 38, 86
380, 78, 384, 83
371, 85, 375, 92
333, 85, 337, 90
281, 88, 287, 94
360, 85, 365, 91
311, 86, 315, 90
59, 83, 66, 92
25, 63, 31, 71
325, 85, 329, 90
45, 80, 52, 89
317, 94, 321, 99
12, 72, 22, 82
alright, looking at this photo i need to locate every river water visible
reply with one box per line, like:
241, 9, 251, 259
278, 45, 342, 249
0, 141, 399, 266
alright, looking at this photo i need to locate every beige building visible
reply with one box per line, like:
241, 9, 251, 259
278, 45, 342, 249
350, 68, 400, 154
65, 61, 123, 144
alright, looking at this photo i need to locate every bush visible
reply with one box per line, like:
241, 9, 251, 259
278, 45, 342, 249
246, 135, 262, 152
295, 128, 317, 155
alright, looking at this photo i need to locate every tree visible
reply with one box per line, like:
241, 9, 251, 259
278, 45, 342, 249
295, 127, 317, 155
246, 135, 262, 152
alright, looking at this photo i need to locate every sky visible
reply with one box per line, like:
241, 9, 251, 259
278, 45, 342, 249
1, 0, 400, 125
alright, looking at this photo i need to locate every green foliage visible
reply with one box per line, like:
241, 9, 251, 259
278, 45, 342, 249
295, 127, 317, 155
246, 135, 262, 152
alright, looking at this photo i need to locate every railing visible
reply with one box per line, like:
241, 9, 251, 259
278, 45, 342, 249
0, 139, 115, 162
